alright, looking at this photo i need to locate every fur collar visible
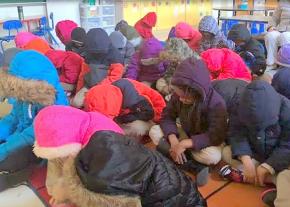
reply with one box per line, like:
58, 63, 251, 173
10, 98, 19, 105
0, 71, 56, 106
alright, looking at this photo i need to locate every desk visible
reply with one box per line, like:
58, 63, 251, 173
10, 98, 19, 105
213, 6, 275, 25
0, 16, 42, 32
219, 15, 272, 24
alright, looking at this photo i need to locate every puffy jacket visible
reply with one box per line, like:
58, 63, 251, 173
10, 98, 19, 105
268, 0, 290, 32
46, 50, 83, 84
228, 24, 266, 76
134, 12, 157, 39
229, 80, 290, 172
0, 51, 68, 162
33, 105, 123, 160
161, 58, 227, 150
175, 22, 202, 51
198, 16, 234, 52
125, 38, 167, 82
75, 130, 207, 207
84, 78, 166, 123
201, 48, 252, 82
272, 67, 290, 100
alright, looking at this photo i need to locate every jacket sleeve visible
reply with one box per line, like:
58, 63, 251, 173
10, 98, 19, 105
248, 42, 267, 75
46, 159, 64, 196
0, 125, 34, 161
124, 42, 135, 66
228, 114, 253, 158
265, 98, 290, 172
191, 102, 227, 150
0, 105, 19, 142
160, 94, 179, 139
124, 52, 140, 80
61, 53, 82, 84
99, 63, 124, 85
268, 6, 282, 29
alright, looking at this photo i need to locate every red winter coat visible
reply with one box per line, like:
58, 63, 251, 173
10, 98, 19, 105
175, 22, 202, 51
46, 50, 83, 84
201, 48, 252, 82
134, 12, 157, 39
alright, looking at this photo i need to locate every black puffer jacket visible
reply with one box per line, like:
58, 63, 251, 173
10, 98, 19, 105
75, 130, 207, 207
228, 24, 266, 76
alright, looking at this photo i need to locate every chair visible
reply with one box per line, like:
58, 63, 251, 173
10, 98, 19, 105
0, 20, 22, 52
33, 13, 59, 46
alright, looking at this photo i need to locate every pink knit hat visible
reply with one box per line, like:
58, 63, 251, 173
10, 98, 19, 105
33, 105, 124, 160
15, 32, 39, 48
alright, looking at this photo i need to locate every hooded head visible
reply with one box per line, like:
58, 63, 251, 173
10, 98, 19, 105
2, 48, 23, 69
175, 22, 202, 50
85, 28, 111, 54
239, 80, 281, 130
171, 57, 211, 102
228, 24, 251, 45
160, 38, 197, 63
23, 38, 51, 54
276, 44, 290, 68
272, 68, 290, 99
109, 31, 127, 49
120, 25, 140, 41
140, 38, 163, 59
55, 20, 78, 45
0, 50, 68, 106
71, 27, 86, 46
134, 12, 157, 39
15, 32, 39, 48
33, 105, 123, 160
115, 20, 128, 31
198, 16, 219, 36
84, 84, 123, 118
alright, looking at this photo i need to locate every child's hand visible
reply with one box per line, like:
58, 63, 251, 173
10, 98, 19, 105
170, 143, 187, 165
241, 156, 256, 184
256, 165, 271, 187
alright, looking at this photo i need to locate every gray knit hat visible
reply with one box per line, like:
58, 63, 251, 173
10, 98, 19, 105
198, 16, 219, 35
3, 48, 23, 67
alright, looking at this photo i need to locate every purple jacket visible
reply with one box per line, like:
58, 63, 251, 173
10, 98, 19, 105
160, 57, 227, 150
124, 38, 167, 82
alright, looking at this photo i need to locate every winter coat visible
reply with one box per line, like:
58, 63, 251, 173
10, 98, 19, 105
84, 78, 166, 123
268, 0, 290, 32
160, 57, 227, 150
33, 105, 123, 160
198, 16, 234, 52
46, 50, 83, 85
212, 79, 248, 117
65, 27, 87, 57
75, 130, 207, 207
229, 80, 290, 173
109, 31, 135, 65
23, 38, 51, 54
272, 67, 290, 100
0, 50, 68, 161
175, 22, 202, 51
124, 38, 167, 82
228, 24, 266, 76
201, 48, 252, 82
134, 12, 157, 39
15, 32, 38, 49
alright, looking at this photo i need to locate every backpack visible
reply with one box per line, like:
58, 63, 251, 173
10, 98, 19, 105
55, 20, 78, 45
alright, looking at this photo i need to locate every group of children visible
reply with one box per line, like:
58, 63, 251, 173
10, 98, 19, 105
0, 2, 289, 206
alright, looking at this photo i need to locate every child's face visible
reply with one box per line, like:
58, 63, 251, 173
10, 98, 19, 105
172, 85, 195, 105
234, 39, 246, 47
201, 31, 214, 40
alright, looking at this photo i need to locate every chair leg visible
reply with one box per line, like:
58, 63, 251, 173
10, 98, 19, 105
48, 31, 59, 46
0, 41, 4, 53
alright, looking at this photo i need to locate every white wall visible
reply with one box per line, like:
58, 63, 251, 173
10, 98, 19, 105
212, 0, 234, 20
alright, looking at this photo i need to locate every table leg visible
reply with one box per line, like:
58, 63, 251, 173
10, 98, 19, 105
233, 11, 237, 16
218, 10, 221, 26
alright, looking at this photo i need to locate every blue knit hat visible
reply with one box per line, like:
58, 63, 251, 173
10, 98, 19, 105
198, 16, 219, 35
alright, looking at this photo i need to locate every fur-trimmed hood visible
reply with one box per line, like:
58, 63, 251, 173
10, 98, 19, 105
62, 156, 142, 207
6, 50, 68, 105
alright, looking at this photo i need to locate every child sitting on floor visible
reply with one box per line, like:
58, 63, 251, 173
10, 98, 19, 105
272, 44, 290, 99
84, 78, 166, 141
124, 37, 167, 87
149, 57, 227, 186
198, 16, 234, 53
228, 24, 267, 76
220, 81, 290, 207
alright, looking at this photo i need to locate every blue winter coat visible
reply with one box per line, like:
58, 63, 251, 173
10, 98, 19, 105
229, 80, 290, 172
0, 50, 68, 161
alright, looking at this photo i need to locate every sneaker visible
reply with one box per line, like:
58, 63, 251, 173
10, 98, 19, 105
219, 165, 244, 183
261, 188, 276, 207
